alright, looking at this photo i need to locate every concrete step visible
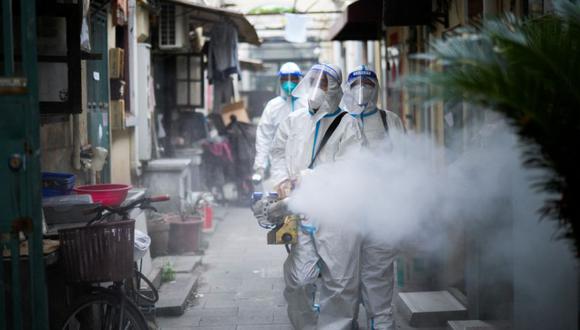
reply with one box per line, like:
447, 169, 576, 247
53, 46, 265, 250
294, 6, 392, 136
152, 255, 203, 274
155, 270, 201, 316
147, 265, 162, 290
396, 291, 468, 327
448, 320, 496, 330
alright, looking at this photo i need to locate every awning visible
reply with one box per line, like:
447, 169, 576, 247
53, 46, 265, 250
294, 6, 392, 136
383, 0, 432, 27
165, 0, 261, 46
329, 0, 433, 41
329, 0, 383, 41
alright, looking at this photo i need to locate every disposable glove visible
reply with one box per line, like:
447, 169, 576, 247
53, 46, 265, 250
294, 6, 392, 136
252, 167, 265, 184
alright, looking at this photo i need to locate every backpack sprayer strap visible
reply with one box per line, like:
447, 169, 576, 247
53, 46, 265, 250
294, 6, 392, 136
308, 111, 348, 169
379, 109, 389, 133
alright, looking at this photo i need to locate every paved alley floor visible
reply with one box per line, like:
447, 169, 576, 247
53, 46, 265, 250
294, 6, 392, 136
157, 206, 292, 330
156, 206, 425, 330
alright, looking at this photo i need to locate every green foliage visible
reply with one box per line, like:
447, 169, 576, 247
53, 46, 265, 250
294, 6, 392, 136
247, 6, 294, 15
161, 262, 176, 283
409, 1, 580, 254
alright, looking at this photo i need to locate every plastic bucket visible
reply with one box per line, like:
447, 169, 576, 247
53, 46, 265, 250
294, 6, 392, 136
42, 172, 75, 197
147, 216, 170, 257
73, 184, 132, 206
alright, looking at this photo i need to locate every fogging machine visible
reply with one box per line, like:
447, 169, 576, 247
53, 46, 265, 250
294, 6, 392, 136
251, 192, 298, 245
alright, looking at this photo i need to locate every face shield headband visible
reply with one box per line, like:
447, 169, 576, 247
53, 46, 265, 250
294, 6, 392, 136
344, 69, 379, 114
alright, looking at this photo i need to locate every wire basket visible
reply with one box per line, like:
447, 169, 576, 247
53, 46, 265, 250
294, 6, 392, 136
59, 220, 135, 283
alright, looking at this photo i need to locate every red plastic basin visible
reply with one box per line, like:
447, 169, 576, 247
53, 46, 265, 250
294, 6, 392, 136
73, 184, 132, 206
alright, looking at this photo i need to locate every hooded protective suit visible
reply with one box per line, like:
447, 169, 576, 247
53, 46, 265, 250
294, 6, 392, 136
254, 62, 307, 173
342, 65, 404, 330
270, 63, 363, 330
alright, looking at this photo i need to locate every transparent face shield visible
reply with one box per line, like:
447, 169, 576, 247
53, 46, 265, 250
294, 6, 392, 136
292, 67, 341, 112
342, 74, 379, 114
279, 74, 301, 96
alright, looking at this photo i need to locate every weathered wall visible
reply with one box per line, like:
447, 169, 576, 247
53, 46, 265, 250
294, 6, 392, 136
40, 62, 89, 184
110, 129, 133, 184
108, 8, 137, 185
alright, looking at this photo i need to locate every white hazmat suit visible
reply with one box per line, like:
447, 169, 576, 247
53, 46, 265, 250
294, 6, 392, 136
270, 63, 363, 330
342, 65, 404, 330
254, 62, 307, 174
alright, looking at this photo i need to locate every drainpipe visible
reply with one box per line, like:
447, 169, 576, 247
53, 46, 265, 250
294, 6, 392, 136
72, 114, 82, 170
366, 41, 374, 69
380, 36, 388, 110
332, 41, 344, 75
72, 61, 87, 172
128, 0, 141, 176
362, 41, 368, 65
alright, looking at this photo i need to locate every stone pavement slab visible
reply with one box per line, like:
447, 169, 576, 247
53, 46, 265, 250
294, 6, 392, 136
156, 206, 448, 330
157, 207, 290, 329
156, 272, 201, 316
448, 320, 496, 330
236, 325, 293, 330
163, 327, 236, 330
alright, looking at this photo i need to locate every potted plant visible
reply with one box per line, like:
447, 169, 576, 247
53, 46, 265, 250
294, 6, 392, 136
408, 1, 580, 254
146, 211, 170, 257
167, 192, 205, 254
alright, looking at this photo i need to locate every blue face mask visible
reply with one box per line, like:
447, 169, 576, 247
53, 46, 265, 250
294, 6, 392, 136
281, 81, 298, 95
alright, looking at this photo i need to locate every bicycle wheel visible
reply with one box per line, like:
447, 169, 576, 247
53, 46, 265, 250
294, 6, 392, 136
133, 270, 159, 304
61, 291, 148, 330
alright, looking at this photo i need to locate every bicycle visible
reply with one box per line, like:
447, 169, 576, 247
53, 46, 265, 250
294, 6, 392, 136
59, 195, 169, 330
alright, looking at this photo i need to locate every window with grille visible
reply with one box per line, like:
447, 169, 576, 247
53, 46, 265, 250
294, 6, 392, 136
175, 54, 204, 109
160, 3, 176, 46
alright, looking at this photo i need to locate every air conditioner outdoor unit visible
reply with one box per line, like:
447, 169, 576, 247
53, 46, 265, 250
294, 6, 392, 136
159, 3, 185, 49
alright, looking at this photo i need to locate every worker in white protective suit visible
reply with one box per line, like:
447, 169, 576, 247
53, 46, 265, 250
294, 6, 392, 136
253, 62, 307, 183
342, 65, 405, 330
270, 63, 363, 330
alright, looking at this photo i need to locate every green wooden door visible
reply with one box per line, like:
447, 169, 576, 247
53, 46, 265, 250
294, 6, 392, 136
87, 10, 111, 182
0, 0, 49, 329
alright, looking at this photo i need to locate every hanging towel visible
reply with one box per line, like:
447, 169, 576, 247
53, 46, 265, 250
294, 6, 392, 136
208, 21, 240, 83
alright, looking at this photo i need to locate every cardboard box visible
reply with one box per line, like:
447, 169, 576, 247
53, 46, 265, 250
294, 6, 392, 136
109, 48, 125, 79
110, 100, 126, 130
221, 101, 250, 126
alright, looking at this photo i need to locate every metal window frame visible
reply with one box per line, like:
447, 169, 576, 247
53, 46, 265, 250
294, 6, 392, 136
174, 53, 204, 110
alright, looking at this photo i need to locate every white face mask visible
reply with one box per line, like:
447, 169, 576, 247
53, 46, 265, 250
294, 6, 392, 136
308, 88, 326, 110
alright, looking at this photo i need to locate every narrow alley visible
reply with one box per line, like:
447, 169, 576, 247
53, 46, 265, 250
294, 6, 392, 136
157, 207, 293, 330
1, 1, 578, 329
156, 207, 446, 330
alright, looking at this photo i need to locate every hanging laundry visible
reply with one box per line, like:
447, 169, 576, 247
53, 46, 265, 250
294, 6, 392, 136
208, 21, 240, 83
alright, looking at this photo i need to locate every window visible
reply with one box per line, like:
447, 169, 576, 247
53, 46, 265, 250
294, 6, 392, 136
160, 3, 176, 46
35, 4, 83, 114
175, 54, 204, 109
